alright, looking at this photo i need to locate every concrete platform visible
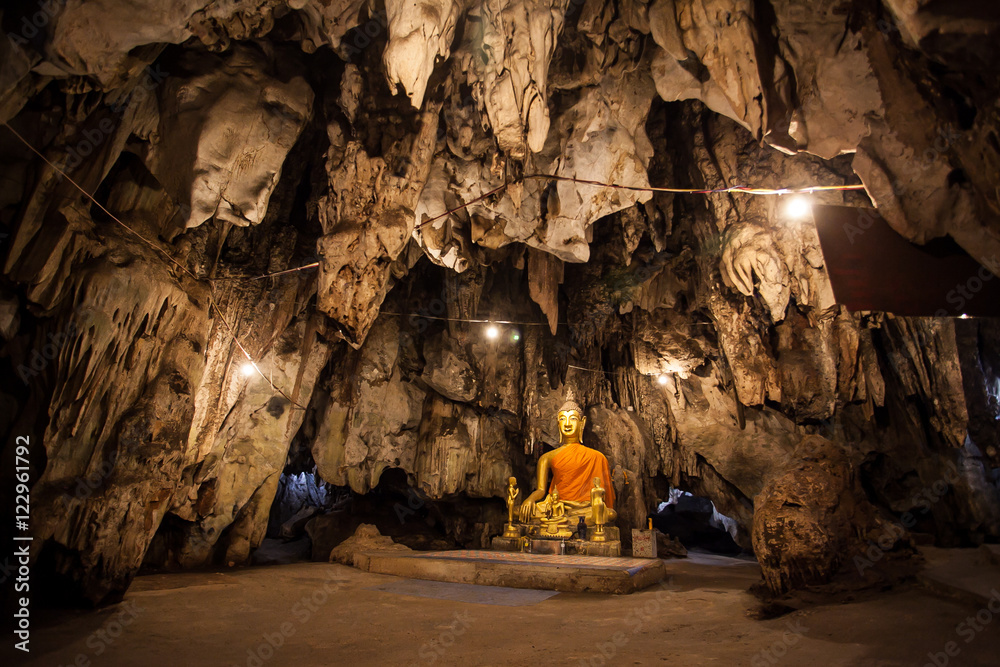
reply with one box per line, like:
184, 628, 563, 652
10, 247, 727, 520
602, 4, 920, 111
355, 549, 667, 594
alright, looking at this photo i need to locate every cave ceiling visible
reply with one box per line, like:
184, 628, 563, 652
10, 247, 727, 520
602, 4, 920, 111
1, 0, 999, 604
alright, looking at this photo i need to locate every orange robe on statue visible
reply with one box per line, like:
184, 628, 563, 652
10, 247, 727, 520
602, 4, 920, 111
548, 443, 615, 510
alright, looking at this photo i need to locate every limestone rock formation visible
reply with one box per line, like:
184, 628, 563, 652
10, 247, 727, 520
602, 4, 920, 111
328, 523, 411, 567
752, 435, 914, 596
145, 46, 314, 230
1, 0, 998, 606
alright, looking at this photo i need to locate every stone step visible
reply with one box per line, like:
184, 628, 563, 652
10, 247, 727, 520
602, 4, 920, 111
355, 549, 667, 594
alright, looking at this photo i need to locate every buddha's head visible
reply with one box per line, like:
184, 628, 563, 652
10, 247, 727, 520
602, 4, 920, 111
551, 487, 560, 500
557, 400, 585, 443
508, 476, 517, 486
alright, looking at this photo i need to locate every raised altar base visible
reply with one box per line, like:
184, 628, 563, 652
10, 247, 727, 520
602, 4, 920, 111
491, 530, 621, 557
355, 549, 667, 594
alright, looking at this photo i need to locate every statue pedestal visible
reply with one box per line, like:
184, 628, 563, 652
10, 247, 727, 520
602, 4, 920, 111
491, 535, 524, 552
491, 526, 621, 556
571, 539, 621, 557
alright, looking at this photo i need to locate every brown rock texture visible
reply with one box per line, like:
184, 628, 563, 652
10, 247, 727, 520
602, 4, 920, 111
0, 0, 998, 605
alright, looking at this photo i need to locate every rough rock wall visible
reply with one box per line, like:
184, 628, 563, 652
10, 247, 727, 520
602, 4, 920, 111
0, 0, 998, 604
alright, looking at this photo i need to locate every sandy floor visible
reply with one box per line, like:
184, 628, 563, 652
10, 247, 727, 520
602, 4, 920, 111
10, 553, 1000, 667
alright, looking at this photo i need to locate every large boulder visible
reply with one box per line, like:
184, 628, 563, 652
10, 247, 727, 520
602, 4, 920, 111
752, 435, 915, 596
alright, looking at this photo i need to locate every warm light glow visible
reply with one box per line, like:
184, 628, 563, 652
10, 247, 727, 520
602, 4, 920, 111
657, 374, 669, 385
240, 362, 256, 377
485, 324, 499, 340
959, 314, 970, 319
783, 194, 812, 219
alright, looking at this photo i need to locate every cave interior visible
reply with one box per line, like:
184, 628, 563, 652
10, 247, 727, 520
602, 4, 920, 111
2, 0, 1000, 664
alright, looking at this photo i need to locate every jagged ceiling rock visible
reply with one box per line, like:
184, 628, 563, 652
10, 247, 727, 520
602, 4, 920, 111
383, 0, 461, 108
770, 0, 883, 159
146, 46, 313, 229
475, 0, 571, 157
720, 222, 791, 323
293, 0, 369, 55
421, 330, 479, 401
649, 0, 768, 139
316, 101, 440, 345
414, 68, 655, 267
649, 0, 883, 158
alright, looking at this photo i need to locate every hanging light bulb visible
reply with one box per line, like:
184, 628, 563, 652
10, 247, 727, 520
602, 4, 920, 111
657, 374, 669, 385
241, 362, 256, 377
783, 194, 812, 220
485, 324, 499, 340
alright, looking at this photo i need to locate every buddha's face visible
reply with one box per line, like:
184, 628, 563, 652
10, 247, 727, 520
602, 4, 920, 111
557, 410, 585, 441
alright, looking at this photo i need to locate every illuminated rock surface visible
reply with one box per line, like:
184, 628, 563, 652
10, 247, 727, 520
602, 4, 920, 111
1, 0, 998, 606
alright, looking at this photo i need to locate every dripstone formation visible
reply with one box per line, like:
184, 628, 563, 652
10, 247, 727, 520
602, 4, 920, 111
0, 0, 998, 605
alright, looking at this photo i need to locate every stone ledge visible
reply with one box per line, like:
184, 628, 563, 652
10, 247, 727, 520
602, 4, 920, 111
355, 549, 668, 594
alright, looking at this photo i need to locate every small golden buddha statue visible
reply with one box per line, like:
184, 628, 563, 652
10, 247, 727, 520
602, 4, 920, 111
591, 477, 609, 542
503, 477, 520, 538
518, 400, 617, 527
539, 487, 573, 537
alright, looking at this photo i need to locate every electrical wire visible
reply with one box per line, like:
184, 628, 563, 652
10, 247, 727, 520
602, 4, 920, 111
4, 121, 848, 398
2, 121, 307, 410
413, 173, 866, 230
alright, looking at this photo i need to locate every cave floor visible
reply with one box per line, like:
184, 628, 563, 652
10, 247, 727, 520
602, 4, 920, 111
17, 553, 1000, 667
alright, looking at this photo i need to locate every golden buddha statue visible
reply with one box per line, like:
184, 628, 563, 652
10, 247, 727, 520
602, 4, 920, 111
538, 487, 574, 537
591, 477, 609, 541
503, 477, 520, 538
518, 400, 617, 527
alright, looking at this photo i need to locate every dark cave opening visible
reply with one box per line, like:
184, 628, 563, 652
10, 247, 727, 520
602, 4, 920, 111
651, 488, 745, 557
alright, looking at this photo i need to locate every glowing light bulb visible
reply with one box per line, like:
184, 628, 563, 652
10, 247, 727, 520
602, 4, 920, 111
783, 195, 812, 219
241, 362, 256, 377
485, 324, 499, 340
657, 374, 669, 385
959, 314, 970, 319
511, 332, 521, 342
